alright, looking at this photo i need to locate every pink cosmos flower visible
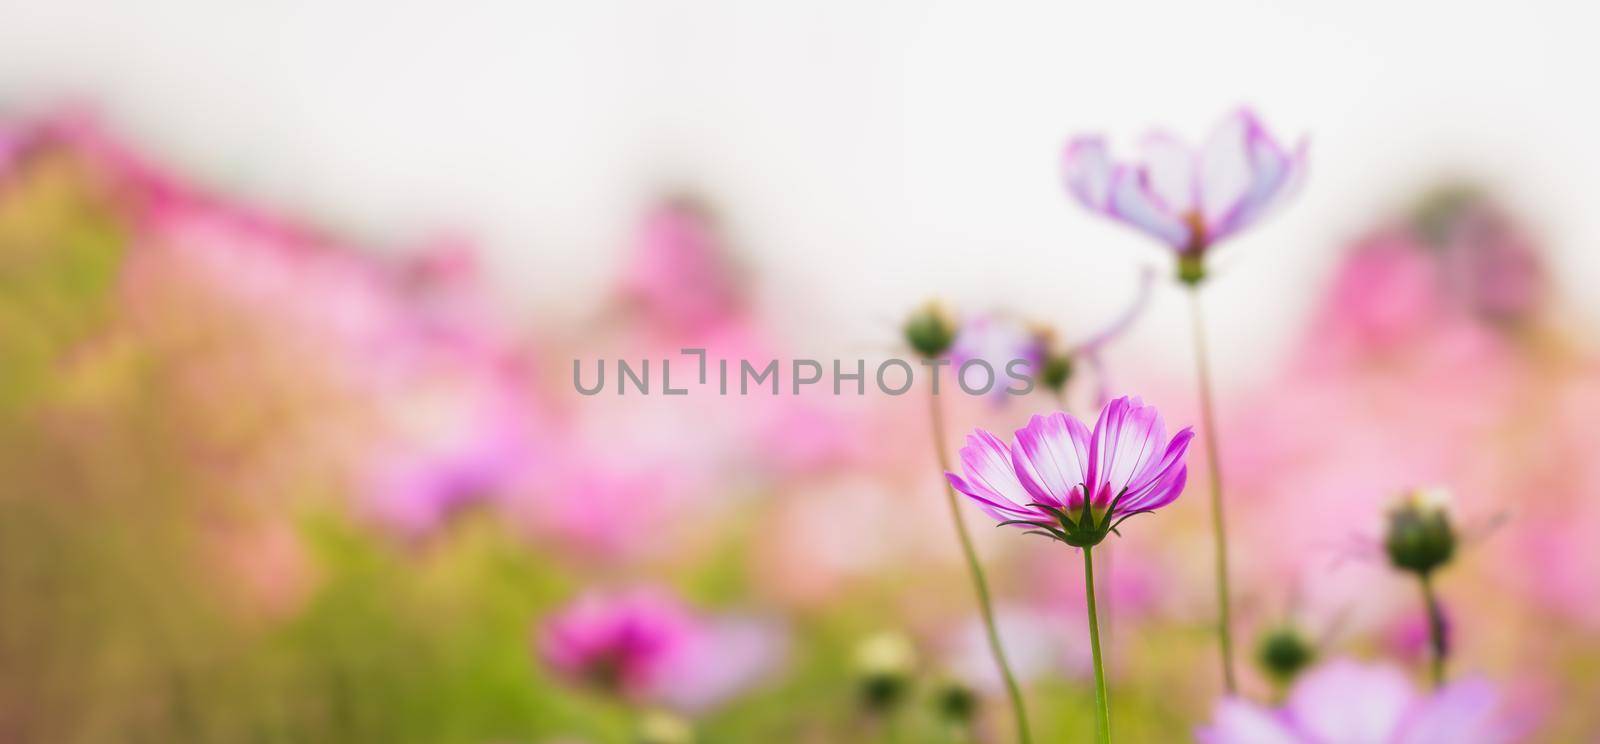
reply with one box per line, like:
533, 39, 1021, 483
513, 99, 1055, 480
537, 589, 785, 712
620, 199, 746, 338
1062, 109, 1307, 257
1197, 658, 1522, 744
945, 396, 1192, 546
540, 590, 696, 699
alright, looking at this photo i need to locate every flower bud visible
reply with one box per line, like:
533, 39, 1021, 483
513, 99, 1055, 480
931, 678, 977, 725
1255, 625, 1315, 686
853, 632, 916, 712
1384, 488, 1457, 576
903, 302, 958, 359
1040, 352, 1074, 393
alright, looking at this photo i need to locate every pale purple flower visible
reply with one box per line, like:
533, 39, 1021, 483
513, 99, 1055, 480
1197, 658, 1523, 744
949, 314, 1047, 396
1062, 109, 1307, 256
948, 606, 1092, 691
538, 590, 786, 712
945, 396, 1192, 545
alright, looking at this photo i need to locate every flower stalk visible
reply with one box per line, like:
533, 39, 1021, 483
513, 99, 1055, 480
1186, 284, 1238, 693
1083, 545, 1112, 744
929, 391, 1033, 744
1384, 488, 1457, 689
1419, 572, 1447, 689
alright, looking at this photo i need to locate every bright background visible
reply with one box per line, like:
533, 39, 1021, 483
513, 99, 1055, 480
5, 0, 1599, 382
3, 2, 1598, 742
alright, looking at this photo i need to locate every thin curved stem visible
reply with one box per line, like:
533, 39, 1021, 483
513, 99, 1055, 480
1420, 572, 1447, 689
1187, 285, 1238, 694
929, 391, 1033, 744
1084, 546, 1111, 744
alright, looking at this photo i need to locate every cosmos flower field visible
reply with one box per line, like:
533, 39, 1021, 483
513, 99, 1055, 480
1, 104, 1597, 744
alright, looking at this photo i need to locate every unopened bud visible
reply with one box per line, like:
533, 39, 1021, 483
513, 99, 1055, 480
1255, 625, 1315, 686
1040, 353, 1074, 393
854, 632, 916, 712
931, 678, 977, 724
1384, 488, 1457, 576
904, 302, 958, 359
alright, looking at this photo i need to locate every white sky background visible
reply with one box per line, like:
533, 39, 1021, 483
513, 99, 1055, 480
2, 0, 1598, 385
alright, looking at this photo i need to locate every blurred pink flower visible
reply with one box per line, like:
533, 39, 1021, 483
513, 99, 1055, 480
1062, 109, 1307, 255
538, 589, 785, 712
1310, 232, 1446, 358
948, 606, 1092, 690
0, 122, 20, 179
945, 396, 1192, 545
1419, 190, 1547, 325
32, 112, 556, 538
204, 516, 317, 623
516, 450, 695, 559
1197, 658, 1522, 744
540, 590, 697, 699
620, 200, 745, 338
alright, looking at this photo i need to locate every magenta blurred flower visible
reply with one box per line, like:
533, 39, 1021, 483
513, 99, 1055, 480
945, 396, 1192, 546
540, 590, 696, 699
620, 200, 745, 337
1198, 658, 1522, 744
538, 590, 785, 712
0, 122, 20, 179
1062, 109, 1306, 260
1311, 232, 1445, 357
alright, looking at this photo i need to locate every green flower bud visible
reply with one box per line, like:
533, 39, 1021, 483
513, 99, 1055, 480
1255, 625, 1315, 686
853, 632, 916, 712
931, 678, 977, 725
1040, 353, 1074, 393
1384, 488, 1457, 576
903, 302, 958, 359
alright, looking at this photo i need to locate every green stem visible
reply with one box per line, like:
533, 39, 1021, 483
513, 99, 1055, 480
1187, 285, 1238, 694
929, 391, 1033, 744
1420, 572, 1447, 689
1084, 546, 1111, 744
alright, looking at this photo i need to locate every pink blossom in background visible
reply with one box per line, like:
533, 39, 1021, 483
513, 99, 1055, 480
1197, 658, 1523, 744
1417, 190, 1547, 325
513, 448, 697, 560
1062, 109, 1307, 254
204, 516, 317, 622
33, 113, 554, 538
538, 589, 785, 712
619, 200, 746, 339
655, 616, 788, 714
540, 590, 698, 699
1307, 231, 1447, 361
947, 606, 1092, 691
0, 122, 20, 179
